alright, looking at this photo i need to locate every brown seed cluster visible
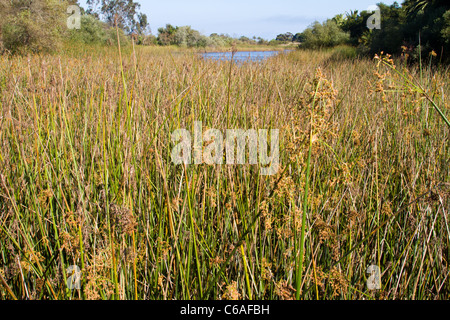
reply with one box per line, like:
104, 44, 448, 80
110, 204, 137, 235
222, 280, 241, 300
274, 279, 296, 300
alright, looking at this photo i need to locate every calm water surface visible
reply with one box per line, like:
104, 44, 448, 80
202, 50, 289, 63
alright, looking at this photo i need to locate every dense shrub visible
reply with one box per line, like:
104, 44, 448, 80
68, 15, 111, 44
301, 19, 350, 49
209, 33, 233, 47
0, 0, 132, 54
443, 10, 450, 44
0, 0, 67, 54
67, 14, 130, 47
174, 26, 211, 48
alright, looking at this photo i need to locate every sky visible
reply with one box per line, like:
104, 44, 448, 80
78, 0, 399, 40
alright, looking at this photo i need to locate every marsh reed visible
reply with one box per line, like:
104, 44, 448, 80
0, 44, 449, 299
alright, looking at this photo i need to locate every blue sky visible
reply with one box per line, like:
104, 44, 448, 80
78, 0, 399, 40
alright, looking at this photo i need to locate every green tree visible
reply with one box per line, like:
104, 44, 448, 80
276, 32, 294, 42
402, 0, 450, 59
367, 3, 406, 54
340, 10, 374, 45
68, 14, 129, 46
403, 0, 449, 14
338, 1, 450, 60
209, 33, 234, 47
86, 0, 149, 35
292, 33, 305, 43
442, 10, 450, 44
301, 19, 350, 49
157, 24, 178, 46
174, 26, 210, 47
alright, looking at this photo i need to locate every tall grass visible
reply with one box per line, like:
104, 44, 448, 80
0, 45, 449, 300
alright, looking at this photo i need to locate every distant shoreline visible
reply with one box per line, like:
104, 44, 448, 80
198, 44, 299, 53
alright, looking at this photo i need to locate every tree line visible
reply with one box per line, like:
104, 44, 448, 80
276, 1, 450, 61
154, 24, 283, 48
0, 0, 278, 54
1, 0, 449, 60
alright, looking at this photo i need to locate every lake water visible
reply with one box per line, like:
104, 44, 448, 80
202, 50, 288, 63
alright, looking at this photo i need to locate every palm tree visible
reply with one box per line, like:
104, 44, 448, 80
403, 0, 449, 15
